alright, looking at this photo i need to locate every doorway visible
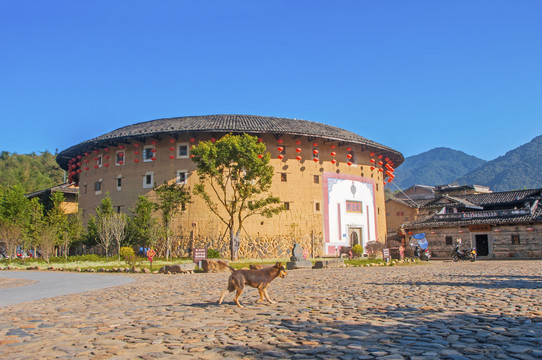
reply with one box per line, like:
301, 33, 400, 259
475, 234, 489, 256
348, 227, 362, 248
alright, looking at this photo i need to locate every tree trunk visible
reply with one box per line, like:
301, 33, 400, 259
230, 228, 240, 260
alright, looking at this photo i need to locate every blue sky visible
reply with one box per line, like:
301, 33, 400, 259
1, 1, 541, 161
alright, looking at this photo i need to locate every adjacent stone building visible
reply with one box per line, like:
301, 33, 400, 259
397, 187, 542, 259
57, 115, 403, 258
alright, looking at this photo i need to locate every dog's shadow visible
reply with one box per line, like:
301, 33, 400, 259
187, 301, 220, 308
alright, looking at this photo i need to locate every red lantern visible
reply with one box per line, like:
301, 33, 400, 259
93, 150, 99, 154
278, 154, 284, 160
151, 148, 157, 153
169, 139, 175, 144
190, 138, 196, 142
331, 159, 337, 164
105, 155, 110, 160
84, 159, 89, 163
94, 164, 99, 169
84, 167, 89, 171
77, 162, 81, 166
347, 161, 352, 166
134, 158, 140, 163
84, 152, 89, 156
257, 154, 263, 159
370, 166, 375, 170
210, 138, 216, 143
346, 147, 351, 151
134, 150, 140, 155
331, 145, 336, 149
94, 157, 99, 161
118, 152, 124, 157
104, 163, 110, 167
388, 179, 392, 183
104, 148, 110, 152
151, 156, 156, 161
313, 158, 319, 162
118, 145, 125, 150
313, 142, 318, 147
277, 139, 283, 144
331, 151, 336, 157
77, 155, 82, 159
346, 154, 352, 159
169, 146, 175, 151
378, 161, 383, 166
370, 152, 374, 156
296, 156, 302, 161
296, 140, 301, 145
370, 159, 375, 163
134, 143, 140, 148
76, 169, 82, 173
296, 148, 302, 153
258, 138, 263, 143
190, 154, 195, 158
169, 155, 175, 159
313, 149, 319, 155
151, 140, 157, 145
278, 146, 284, 152
119, 161, 124, 165
378, 168, 383, 172
378, 154, 383, 158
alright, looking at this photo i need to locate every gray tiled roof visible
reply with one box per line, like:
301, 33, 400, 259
57, 114, 404, 170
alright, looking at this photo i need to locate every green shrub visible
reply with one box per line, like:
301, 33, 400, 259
120, 247, 135, 261
352, 244, 364, 257
207, 248, 221, 258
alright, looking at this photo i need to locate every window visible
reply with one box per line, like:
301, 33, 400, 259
315, 202, 320, 212
281, 173, 287, 182
143, 146, 155, 162
116, 151, 125, 165
177, 170, 187, 185
284, 202, 290, 210
83, 184, 87, 194
143, 172, 154, 188
96, 155, 103, 167
314, 175, 319, 184
177, 143, 189, 158
445, 236, 453, 245
117, 176, 122, 190
511, 234, 520, 245
116, 206, 121, 213
94, 180, 102, 194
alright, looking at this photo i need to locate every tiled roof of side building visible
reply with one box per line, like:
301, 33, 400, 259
57, 114, 404, 170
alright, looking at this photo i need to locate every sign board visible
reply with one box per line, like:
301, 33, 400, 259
146, 248, 156, 259
382, 248, 391, 262
193, 248, 207, 263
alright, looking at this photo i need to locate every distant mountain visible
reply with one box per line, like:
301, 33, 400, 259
392, 148, 487, 190
455, 135, 542, 191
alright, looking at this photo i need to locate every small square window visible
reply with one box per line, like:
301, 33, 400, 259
117, 176, 122, 189
94, 181, 102, 194
284, 202, 290, 210
511, 234, 520, 245
177, 143, 189, 158
281, 173, 287, 182
177, 170, 187, 185
96, 155, 103, 167
143, 146, 155, 162
445, 236, 453, 245
314, 175, 319, 184
116, 151, 125, 165
143, 172, 154, 188
315, 202, 320, 212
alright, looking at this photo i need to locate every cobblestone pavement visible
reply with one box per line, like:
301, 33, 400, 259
0, 260, 541, 360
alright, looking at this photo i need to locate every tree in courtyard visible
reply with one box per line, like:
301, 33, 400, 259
45, 191, 67, 258
126, 195, 158, 249
38, 226, 57, 263
110, 212, 127, 262
153, 182, 191, 259
92, 195, 115, 257
190, 134, 284, 260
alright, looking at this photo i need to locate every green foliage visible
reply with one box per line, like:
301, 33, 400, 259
126, 196, 157, 247
191, 134, 284, 260
352, 244, 364, 257
0, 151, 64, 193
207, 248, 221, 258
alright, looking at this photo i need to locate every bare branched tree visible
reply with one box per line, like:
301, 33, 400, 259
39, 226, 57, 263
0, 221, 22, 259
110, 212, 127, 262
97, 214, 114, 257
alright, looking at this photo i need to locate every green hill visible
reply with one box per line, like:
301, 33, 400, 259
455, 135, 542, 191
392, 147, 487, 190
0, 151, 65, 193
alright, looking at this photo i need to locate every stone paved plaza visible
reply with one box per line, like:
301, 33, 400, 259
0, 260, 541, 359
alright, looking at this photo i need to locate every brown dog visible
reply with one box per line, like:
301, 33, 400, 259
218, 262, 287, 307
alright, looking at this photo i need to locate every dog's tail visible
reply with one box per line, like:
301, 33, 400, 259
228, 265, 236, 272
